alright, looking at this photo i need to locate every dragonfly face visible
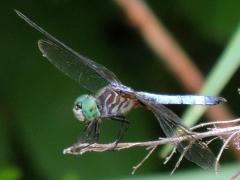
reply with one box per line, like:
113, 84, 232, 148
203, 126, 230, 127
73, 95, 101, 122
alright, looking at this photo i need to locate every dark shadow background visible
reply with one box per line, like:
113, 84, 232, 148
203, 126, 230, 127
0, 0, 240, 179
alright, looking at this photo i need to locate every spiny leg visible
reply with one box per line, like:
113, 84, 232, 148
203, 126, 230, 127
94, 119, 101, 142
110, 116, 130, 149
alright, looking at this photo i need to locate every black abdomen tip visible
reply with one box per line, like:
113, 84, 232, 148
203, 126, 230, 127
207, 96, 227, 105
216, 97, 227, 104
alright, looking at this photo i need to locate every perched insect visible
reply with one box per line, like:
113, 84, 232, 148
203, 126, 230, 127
15, 10, 226, 170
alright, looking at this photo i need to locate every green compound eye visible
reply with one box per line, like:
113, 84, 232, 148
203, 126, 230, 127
74, 95, 100, 121
74, 104, 82, 110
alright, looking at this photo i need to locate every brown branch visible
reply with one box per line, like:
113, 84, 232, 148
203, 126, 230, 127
63, 125, 240, 155
63, 119, 240, 175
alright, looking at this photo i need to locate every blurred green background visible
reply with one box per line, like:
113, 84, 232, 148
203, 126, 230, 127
1, 0, 240, 179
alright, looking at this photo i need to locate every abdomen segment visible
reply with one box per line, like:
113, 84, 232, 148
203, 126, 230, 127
136, 92, 226, 105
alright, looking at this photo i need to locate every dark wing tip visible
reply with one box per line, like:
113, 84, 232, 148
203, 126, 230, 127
14, 9, 20, 15
216, 97, 227, 104
206, 96, 227, 105
14, 9, 28, 22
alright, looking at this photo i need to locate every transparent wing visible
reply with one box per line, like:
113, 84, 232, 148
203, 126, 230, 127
137, 94, 217, 169
15, 10, 121, 93
38, 39, 120, 92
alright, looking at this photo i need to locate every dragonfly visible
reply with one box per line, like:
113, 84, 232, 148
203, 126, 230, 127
16, 10, 226, 170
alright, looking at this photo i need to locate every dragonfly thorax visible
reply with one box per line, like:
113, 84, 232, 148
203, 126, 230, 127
96, 87, 137, 116
73, 95, 101, 122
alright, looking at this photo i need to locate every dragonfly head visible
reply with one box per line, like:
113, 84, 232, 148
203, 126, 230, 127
73, 95, 101, 122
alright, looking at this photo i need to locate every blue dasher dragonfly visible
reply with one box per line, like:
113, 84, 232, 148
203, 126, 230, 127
15, 10, 226, 170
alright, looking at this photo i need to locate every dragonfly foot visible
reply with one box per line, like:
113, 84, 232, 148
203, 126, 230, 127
108, 140, 120, 151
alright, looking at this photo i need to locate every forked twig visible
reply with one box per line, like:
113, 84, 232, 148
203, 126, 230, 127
163, 146, 176, 165
132, 146, 157, 174
171, 143, 192, 175
206, 137, 219, 145
64, 123, 240, 155
215, 131, 240, 172
63, 119, 240, 175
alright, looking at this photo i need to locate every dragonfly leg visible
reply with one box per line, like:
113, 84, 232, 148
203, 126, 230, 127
93, 119, 101, 142
110, 116, 130, 149
103, 114, 129, 124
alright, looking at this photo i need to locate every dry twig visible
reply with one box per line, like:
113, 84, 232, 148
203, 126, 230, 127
64, 123, 240, 155
163, 146, 176, 165
215, 131, 240, 172
191, 118, 240, 131
132, 146, 157, 174
63, 120, 240, 173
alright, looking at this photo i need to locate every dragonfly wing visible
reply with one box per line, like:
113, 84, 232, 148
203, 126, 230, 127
78, 120, 101, 144
137, 94, 217, 169
38, 39, 120, 92
16, 10, 121, 93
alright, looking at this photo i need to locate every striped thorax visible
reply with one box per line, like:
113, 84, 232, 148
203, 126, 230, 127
96, 87, 136, 116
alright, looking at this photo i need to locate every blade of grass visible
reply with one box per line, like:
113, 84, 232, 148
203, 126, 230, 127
161, 22, 240, 158
183, 24, 240, 126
